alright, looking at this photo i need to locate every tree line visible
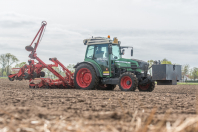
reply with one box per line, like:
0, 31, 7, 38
182, 64, 198, 81
0, 53, 19, 76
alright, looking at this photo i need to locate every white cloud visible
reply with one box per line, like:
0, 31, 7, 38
0, 0, 198, 69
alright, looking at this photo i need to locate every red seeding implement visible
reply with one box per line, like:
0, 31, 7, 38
8, 21, 181, 91
8, 21, 74, 88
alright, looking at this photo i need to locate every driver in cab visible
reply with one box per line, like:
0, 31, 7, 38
95, 46, 104, 58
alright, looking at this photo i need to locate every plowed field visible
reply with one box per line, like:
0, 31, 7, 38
0, 78, 198, 132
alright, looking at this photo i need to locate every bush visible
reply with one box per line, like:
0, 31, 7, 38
185, 80, 198, 83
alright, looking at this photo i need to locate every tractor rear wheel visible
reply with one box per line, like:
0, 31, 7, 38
74, 63, 99, 90
118, 72, 138, 91
138, 75, 155, 92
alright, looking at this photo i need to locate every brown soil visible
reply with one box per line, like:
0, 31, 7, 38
0, 78, 197, 132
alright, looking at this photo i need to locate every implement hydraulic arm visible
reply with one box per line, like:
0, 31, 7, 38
8, 21, 74, 88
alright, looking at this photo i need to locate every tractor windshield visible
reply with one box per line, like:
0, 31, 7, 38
112, 45, 121, 60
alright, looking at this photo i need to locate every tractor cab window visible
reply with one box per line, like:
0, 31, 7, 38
112, 45, 121, 60
94, 44, 109, 67
86, 45, 94, 59
94, 44, 108, 59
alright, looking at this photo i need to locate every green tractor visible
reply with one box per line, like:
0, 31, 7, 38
73, 36, 155, 91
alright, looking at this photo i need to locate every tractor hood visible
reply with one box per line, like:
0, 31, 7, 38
131, 58, 149, 70
114, 58, 149, 72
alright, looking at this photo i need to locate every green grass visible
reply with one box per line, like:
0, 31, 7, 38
177, 82, 198, 85
0, 77, 7, 79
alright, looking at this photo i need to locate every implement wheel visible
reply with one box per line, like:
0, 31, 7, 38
40, 71, 45, 77
29, 83, 35, 88
8, 74, 14, 81
118, 72, 138, 91
74, 64, 99, 90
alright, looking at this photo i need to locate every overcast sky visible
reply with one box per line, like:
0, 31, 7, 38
0, 0, 198, 68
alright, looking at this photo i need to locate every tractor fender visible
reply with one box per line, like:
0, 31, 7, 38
73, 62, 101, 77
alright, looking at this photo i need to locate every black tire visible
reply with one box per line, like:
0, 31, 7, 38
33, 72, 38, 78
29, 83, 35, 88
40, 71, 45, 77
118, 72, 138, 91
74, 63, 99, 90
45, 84, 50, 89
8, 74, 14, 81
24, 73, 30, 79
138, 75, 155, 92
97, 84, 116, 90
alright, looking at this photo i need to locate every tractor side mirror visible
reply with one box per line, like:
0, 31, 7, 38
131, 48, 133, 56
121, 49, 125, 55
108, 45, 112, 54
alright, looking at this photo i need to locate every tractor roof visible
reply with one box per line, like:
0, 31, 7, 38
83, 37, 121, 45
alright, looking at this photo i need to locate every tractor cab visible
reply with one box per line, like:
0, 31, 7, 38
83, 36, 134, 78
72, 36, 141, 91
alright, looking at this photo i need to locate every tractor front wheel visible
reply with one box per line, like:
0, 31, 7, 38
118, 72, 138, 91
138, 81, 155, 92
74, 64, 99, 90
138, 75, 155, 92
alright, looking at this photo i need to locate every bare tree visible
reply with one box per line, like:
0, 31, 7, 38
52, 67, 61, 78
0, 54, 7, 76
41, 64, 75, 79
147, 60, 154, 75
161, 58, 172, 64
15, 62, 27, 68
5, 53, 19, 75
66, 64, 75, 73
182, 64, 190, 82
189, 67, 198, 81
42, 68, 51, 78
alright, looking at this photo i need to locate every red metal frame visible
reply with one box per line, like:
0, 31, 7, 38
8, 21, 74, 88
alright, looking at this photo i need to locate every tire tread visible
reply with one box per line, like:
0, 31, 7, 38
74, 63, 99, 90
118, 72, 138, 91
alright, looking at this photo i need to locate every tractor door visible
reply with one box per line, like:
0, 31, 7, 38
93, 44, 110, 76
